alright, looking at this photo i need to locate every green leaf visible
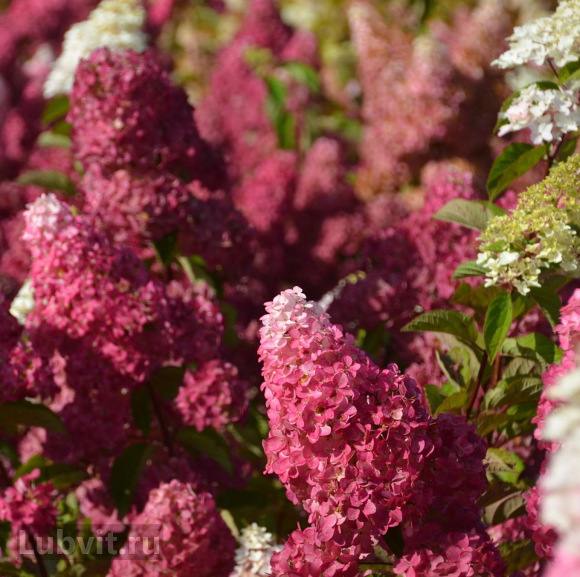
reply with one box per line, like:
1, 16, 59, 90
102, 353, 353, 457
487, 143, 547, 200
264, 75, 295, 149
275, 111, 296, 150
37, 131, 72, 149
0, 439, 19, 467
483, 376, 543, 409
433, 199, 495, 231
435, 391, 468, 416
473, 412, 510, 436
152, 230, 178, 268
14, 454, 50, 479
451, 283, 501, 315
499, 540, 538, 574
131, 386, 152, 435
110, 444, 153, 517
383, 524, 405, 558
559, 59, 580, 84
0, 562, 35, 577
486, 448, 524, 484
484, 291, 513, 361
558, 134, 579, 162
17, 169, 76, 196
356, 325, 391, 363
217, 489, 271, 510
528, 285, 562, 328
42, 95, 70, 124
436, 350, 467, 388
502, 333, 563, 367
282, 61, 321, 93
43, 464, 88, 489
176, 427, 232, 475
503, 357, 540, 379
15, 456, 87, 489
452, 260, 487, 281
401, 309, 479, 346
149, 366, 186, 401
494, 90, 521, 134
0, 401, 66, 435
424, 385, 445, 415
480, 483, 526, 525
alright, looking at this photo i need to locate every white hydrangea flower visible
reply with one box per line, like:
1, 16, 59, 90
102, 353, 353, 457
9, 279, 35, 326
493, 0, 580, 69
478, 251, 542, 295
540, 366, 580, 548
549, 369, 580, 403
498, 85, 580, 144
541, 420, 580, 534
229, 523, 282, 577
43, 0, 148, 98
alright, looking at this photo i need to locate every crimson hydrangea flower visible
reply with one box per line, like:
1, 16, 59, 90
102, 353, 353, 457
0, 469, 59, 536
259, 287, 432, 559
260, 288, 503, 576
68, 47, 224, 186
82, 166, 190, 249
23, 195, 221, 382
107, 481, 236, 577
175, 360, 248, 432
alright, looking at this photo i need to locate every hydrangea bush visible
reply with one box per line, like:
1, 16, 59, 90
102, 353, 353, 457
1, 0, 580, 576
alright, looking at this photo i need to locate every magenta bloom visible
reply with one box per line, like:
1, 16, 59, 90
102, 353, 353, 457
107, 480, 236, 577
260, 288, 502, 576
0, 469, 58, 536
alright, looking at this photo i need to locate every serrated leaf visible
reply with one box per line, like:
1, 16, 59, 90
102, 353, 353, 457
452, 282, 501, 315
486, 489, 526, 525
484, 291, 512, 361
282, 61, 321, 93
473, 412, 510, 436
452, 260, 487, 281
436, 349, 469, 388
435, 391, 468, 416
0, 401, 67, 435
502, 333, 563, 367
503, 357, 540, 379
486, 448, 524, 484
17, 169, 76, 196
483, 376, 543, 410
499, 540, 538, 574
131, 386, 152, 435
487, 143, 547, 200
110, 443, 153, 517
176, 427, 232, 475
528, 285, 562, 328
402, 309, 479, 346
433, 199, 494, 231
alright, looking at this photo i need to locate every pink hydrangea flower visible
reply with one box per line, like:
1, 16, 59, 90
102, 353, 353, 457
107, 481, 236, 577
175, 359, 248, 432
0, 469, 59, 536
